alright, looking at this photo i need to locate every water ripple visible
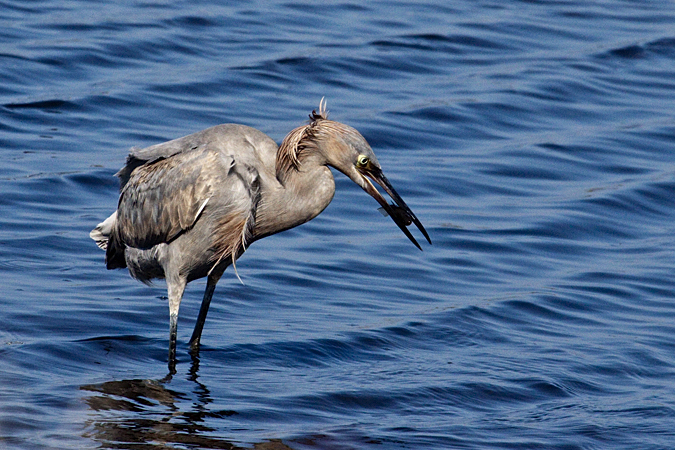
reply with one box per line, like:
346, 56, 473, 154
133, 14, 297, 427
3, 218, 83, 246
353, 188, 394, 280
2, 0, 675, 449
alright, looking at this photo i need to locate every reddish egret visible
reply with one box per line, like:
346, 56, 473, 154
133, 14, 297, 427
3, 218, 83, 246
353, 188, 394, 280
91, 99, 430, 367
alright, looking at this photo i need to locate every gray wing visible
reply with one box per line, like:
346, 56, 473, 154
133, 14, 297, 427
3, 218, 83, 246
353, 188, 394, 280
115, 124, 272, 190
113, 147, 257, 251
115, 137, 209, 191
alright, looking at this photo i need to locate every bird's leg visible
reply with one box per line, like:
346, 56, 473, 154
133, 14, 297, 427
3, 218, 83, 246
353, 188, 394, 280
167, 277, 187, 371
189, 272, 222, 351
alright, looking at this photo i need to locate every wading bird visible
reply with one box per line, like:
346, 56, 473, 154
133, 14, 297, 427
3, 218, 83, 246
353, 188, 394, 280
91, 99, 430, 368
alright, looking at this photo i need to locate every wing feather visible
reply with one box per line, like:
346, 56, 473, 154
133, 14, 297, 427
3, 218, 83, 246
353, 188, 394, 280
114, 148, 236, 250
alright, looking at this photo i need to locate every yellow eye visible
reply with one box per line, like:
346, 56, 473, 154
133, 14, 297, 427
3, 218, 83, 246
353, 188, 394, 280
357, 155, 369, 167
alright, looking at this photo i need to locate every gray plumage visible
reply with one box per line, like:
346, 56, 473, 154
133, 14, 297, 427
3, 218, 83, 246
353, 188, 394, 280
91, 100, 430, 369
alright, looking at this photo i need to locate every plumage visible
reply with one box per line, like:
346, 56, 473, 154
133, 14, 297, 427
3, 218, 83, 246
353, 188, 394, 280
91, 100, 430, 370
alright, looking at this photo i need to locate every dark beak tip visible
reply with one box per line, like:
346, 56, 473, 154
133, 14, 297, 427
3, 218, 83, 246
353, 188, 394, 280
420, 226, 432, 246
414, 231, 431, 250
367, 169, 431, 249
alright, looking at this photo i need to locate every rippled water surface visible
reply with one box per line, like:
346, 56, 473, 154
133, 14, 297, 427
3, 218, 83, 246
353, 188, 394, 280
2, 1, 675, 449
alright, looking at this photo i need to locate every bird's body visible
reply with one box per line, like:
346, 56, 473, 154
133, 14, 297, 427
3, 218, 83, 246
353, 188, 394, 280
91, 100, 430, 369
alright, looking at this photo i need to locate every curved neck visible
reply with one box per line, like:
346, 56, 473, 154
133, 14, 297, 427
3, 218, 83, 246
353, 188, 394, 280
253, 162, 335, 240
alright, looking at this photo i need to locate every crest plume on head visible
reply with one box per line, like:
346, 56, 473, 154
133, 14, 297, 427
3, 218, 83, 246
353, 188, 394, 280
276, 98, 329, 183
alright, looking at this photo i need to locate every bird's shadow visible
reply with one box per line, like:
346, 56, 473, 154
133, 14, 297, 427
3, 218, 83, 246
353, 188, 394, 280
79, 353, 294, 450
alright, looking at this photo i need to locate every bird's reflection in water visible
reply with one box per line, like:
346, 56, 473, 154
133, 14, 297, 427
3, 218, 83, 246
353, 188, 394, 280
80, 355, 295, 450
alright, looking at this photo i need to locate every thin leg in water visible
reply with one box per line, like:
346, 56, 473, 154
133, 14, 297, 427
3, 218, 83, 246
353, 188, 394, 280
189, 271, 223, 351
167, 276, 187, 370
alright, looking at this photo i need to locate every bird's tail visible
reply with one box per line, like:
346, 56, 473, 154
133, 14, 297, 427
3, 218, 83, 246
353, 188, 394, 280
90, 212, 116, 250
90, 212, 127, 269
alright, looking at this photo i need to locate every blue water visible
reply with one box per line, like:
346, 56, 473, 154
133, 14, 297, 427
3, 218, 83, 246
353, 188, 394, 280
2, 0, 675, 448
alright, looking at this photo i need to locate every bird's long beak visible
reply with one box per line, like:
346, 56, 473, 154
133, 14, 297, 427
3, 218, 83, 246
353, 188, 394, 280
359, 166, 431, 250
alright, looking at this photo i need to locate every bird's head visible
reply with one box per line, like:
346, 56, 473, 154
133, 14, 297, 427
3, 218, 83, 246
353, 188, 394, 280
277, 99, 431, 250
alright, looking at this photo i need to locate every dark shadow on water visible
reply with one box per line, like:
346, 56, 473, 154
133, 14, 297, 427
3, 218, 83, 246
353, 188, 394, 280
80, 355, 295, 450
